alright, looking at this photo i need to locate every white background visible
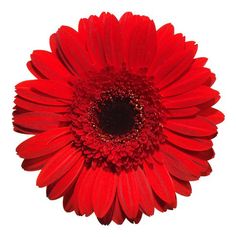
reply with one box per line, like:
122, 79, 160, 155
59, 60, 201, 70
0, 0, 235, 236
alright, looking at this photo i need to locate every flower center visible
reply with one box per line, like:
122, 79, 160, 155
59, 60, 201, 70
97, 97, 137, 136
70, 68, 165, 172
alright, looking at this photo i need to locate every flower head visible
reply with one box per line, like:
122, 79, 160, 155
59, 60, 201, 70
14, 12, 224, 224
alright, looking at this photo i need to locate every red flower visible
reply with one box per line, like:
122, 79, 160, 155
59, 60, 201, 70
14, 12, 224, 224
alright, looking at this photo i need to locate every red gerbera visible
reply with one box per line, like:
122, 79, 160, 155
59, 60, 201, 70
14, 12, 224, 224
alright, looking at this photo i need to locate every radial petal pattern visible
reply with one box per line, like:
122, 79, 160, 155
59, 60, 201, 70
13, 12, 224, 225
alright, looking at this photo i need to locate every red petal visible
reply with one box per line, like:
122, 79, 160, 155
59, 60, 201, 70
205, 72, 216, 86
14, 96, 68, 113
49, 33, 58, 55
160, 68, 212, 97
162, 86, 219, 109
112, 197, 125, 225
117, 170, 139, 220
14, 97, 69, 113
120, 12, 156, 72
190, 149, 215, 160
13, 123, 38, 135
154, 42, 197, 89
16, 80, 73, 101
98, 13, 123, 70
128, 211, 142, 224
134, 167, 154, 216
16, 127, 73, 159
79, 16, 107, 69
27, 61, 47, 80
92, 169, 118, 218
49, 33, 76, 75
156, 23, 174, 43
47, 157, 84, 200
157, 150, 198, 181
76, 167, 98, 216
199, 108, 224, 124
172, 176, 192, 196
30, 50, 72, 81
148, 24, 185, 74
192, 57, 208, 68
165, 116, 217, 137
153, 195, 168, 212
63, 183, 76, 212
14, 112, 68, 131
16, 87, 68, 106
160, 143, 212, 180
36, 145, 79, 187
166, 107, 200, 118
164, 128, 213, 151
97, 200, 114, 225
143, 159, 176, 206
21, 155, 49, 171
56, 26, 94, 77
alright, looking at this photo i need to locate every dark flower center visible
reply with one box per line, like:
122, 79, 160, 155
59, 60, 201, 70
70, 69, 164, 172
97, 97, 137, 136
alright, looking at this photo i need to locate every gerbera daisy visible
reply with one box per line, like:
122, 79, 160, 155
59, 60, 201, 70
13, 12, 224, 225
